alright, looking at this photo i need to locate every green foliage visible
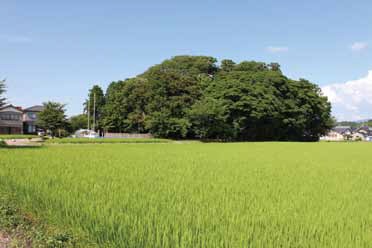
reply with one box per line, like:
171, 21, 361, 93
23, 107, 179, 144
363, 120, 372, 127
37, 102, 68, 137
1, 143, 372, 247
97, 56, 332, 141
145, 111, 190, 138
0, 79, 6, 107
85, 85, 105, 131
0, 190, 89, 247
137, 56, 218, 138
335, 120, 372, 129
103, 78, 150, 133
102, 81, 127, 132
187, 97, 231, 139
355, 120, 372, 128
69, 114, 88, 132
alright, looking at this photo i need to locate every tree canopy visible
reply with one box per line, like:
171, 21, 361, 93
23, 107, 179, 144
91, 56, 332, 141
84, 85, 105, 131
69, 114, 88, 132
37, 102, 68, 137
0, 79, 6, 107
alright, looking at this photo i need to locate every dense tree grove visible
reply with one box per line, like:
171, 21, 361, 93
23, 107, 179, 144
90, 56, 333, 141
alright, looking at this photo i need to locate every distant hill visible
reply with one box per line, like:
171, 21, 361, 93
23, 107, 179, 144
355, 119, 372, 123
336, 120, 372, 128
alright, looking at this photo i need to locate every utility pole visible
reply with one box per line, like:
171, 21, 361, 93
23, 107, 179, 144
87, 95, 90, 131
93, 93, 96, 132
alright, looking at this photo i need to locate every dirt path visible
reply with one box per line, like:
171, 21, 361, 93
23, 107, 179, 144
4, 138, 42, 147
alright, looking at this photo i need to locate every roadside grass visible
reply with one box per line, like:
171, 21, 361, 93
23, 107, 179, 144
45, 137, 171, 144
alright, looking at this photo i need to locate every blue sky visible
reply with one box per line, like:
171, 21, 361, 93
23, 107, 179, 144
1, 0, 372, 120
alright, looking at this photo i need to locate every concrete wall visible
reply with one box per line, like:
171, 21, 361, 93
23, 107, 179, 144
105, 133, 153, 139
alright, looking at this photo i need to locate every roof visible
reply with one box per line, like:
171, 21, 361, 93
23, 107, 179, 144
357, 126, 370, 132
24, 105, 44, 112
332, 126, 351, 134
0, 105, 23, 113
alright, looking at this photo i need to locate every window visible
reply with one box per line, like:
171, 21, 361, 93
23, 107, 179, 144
27, 112, 37, 119
28, 125, 36, 133
0, 113, 21, 121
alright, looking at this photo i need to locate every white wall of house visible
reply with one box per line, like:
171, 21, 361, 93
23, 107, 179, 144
320, 131, 345, 141
352, 133, 365, 141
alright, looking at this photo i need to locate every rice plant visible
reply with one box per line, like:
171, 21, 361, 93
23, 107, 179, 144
1, 142, 372, 247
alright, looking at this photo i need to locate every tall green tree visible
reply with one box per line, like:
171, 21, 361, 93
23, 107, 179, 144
205, 62, 332, 141
85, 85, 105, 131
102, 78, 150, 133
102, 81, 126, 132
69, 114, 88, 132
37, 102, 68, 137
141, 56, 218, 138
0, 79, 6, 107
187, 97, 231, 139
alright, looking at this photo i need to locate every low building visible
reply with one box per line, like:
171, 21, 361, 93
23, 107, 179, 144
352, 132, 365, 141
23, 105, 44, 134
322, 125, 372, 142
321, 126, 352, 141
355, 126, 372, 137
320, 130, 345, 141
0, 105, 24, 134
333, 126, 352, 136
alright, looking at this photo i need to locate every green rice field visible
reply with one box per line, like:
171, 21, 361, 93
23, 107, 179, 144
1, 142, 372, 247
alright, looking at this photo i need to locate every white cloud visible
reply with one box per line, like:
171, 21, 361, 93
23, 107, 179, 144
0, 35, 32, 43
322, 71, 372, 121
266, 46, 289, 53
351, 42, 368, 52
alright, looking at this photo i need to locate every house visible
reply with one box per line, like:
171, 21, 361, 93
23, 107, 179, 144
23, 105, 44, 134
355, 126, 372, 137
0, 105, 24, 134
333, 126, 352, 136
321, 126, 352, 141
322, 125, 372, 142
320, 130, 345, 141
352, 132, 365, 141
0, 104, 44, 135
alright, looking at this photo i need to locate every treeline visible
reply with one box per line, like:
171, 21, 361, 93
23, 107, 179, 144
81, 56, 333, 141
336, 121, 372, 129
